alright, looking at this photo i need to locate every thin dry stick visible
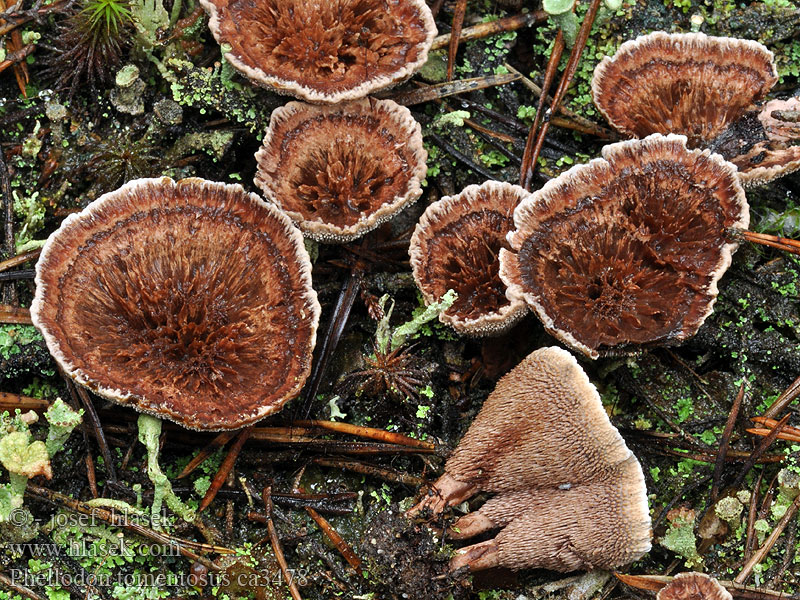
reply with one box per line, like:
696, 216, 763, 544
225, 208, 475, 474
743, 470, 763, 562
295, 483, 362, 574
312, 457, 424, 487
199, 426, 252, 512
519, 29, 564, 190
0, 248, 39, 272
0, 391, 49, 412
0, 571, 46, 600
177, 430, 236, 478
521, 0, 605, 190
72, 382, 117, 484
446, 0, 467, 81
263, 487, 303, 600
0, 136, 16, 305
732, 413, 792, 489
388, 72, 520, 105
742, 230, 800, 256
0, 303, 31, 324
711, 382, 745, 503
25, 483, 229, 569
292, 419, 436, 451
736, 492, 800, 583
762, 374, 800, 420
432, 11, 547, 50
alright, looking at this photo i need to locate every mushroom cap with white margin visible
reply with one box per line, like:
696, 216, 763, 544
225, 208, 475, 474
199, 0, 437, 104
31, 177, 321, 431
592, 32, 777, 146
409, 180, 529, 336
656, 573, 732, 600
255, 98, 427, 243
499, 134, 749, 359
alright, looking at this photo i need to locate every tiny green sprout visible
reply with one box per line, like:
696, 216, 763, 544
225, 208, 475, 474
44, 398, 83, 457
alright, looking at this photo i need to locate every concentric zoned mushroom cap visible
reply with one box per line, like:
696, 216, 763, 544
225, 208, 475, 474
499, 134, 749, 359
254, 99, 427, 243
31, 177, 321, 431
592, 32, 777, 147
656, 573, 732, 600
409, 181, 529, 335
199, 0, 437, 104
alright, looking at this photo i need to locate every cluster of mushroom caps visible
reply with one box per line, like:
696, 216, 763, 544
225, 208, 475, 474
31, 0, 440, 430
412, 31, 800, 360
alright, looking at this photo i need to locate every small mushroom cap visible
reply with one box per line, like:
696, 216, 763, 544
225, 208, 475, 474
592, 32, 777, 146
409, 181, 529, 335
199, 0, 437, 104
733, 97, 800, 186
656, 573, 732, 600
31, 177, 320, 431
254, 99, 426, 243
443, 346, 637, 497
499, 134, 749, 359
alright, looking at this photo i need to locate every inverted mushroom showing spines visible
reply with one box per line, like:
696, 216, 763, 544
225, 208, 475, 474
409, 181, 529, 336
409, 347, 651, 572
592, 32, 777, 147
254, 99, 427, 243
31, 177, 321, 431
199, 0, 437, 104
656, 572, 732, 600
499, 134, 749, 359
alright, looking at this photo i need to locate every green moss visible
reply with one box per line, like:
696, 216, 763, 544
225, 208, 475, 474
0, 325, 43, 360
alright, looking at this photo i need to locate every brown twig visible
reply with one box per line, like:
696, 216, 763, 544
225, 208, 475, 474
742, 230, 800, 257
262, 487, 303, 600
736, 492, 800, 583
0, 248, 40, 272
387, 72, 520, 105
71, 381, 117, 485
519, 29, 563, 191
177, 430, 236, 479
0, 571, 46, 600
762, 374, 800, 420
743, 470, 762, 562
710, 382, 745, 503
0, 303, 31, 323
432, 11, 547, 50
0, 139, 16, 305
292, 420, 436, 451
198, 426, 251, 512
732, 413, 792, 489
446, 0, 466, 81
312, 457, 425, 487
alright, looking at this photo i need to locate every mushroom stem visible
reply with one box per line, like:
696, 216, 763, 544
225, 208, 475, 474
741, 230, 800, 256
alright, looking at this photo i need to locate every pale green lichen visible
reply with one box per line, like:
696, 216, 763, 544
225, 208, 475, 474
137, 414, 196, 525
44, 398, 83, 457
715, 496, 744, 531
376, 290, 457, 354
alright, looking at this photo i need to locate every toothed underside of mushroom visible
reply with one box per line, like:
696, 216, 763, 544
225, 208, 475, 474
254, 99, 427, 242
31, 177, 320, 431
450, 455, 651, 572
200, 0, 437, 103
656, 573, 733, 600
499, 134, 749, 359
592, 32, 777, 146
444, 347, 634, 494
409, 181, 529, 335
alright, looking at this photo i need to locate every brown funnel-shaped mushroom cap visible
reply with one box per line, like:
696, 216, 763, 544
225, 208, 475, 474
199, 0, 437, 104
409, 181, 529, 335
254, 99, 426, 243
592, 32, 776, 147
31, 178, 321, 431
499, 134, 749, 359
409, 346, 651, 571
656, 573, 732, 600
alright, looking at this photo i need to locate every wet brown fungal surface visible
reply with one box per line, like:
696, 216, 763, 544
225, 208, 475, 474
409, 347, 651, 572
31, 177, 320, 431
199, 0, 437, 103
255, 99, 427, 243
499, 134, 749, 359
409, 181, 528, 335
656, 572, 733, 600
592, 32, 777, 147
